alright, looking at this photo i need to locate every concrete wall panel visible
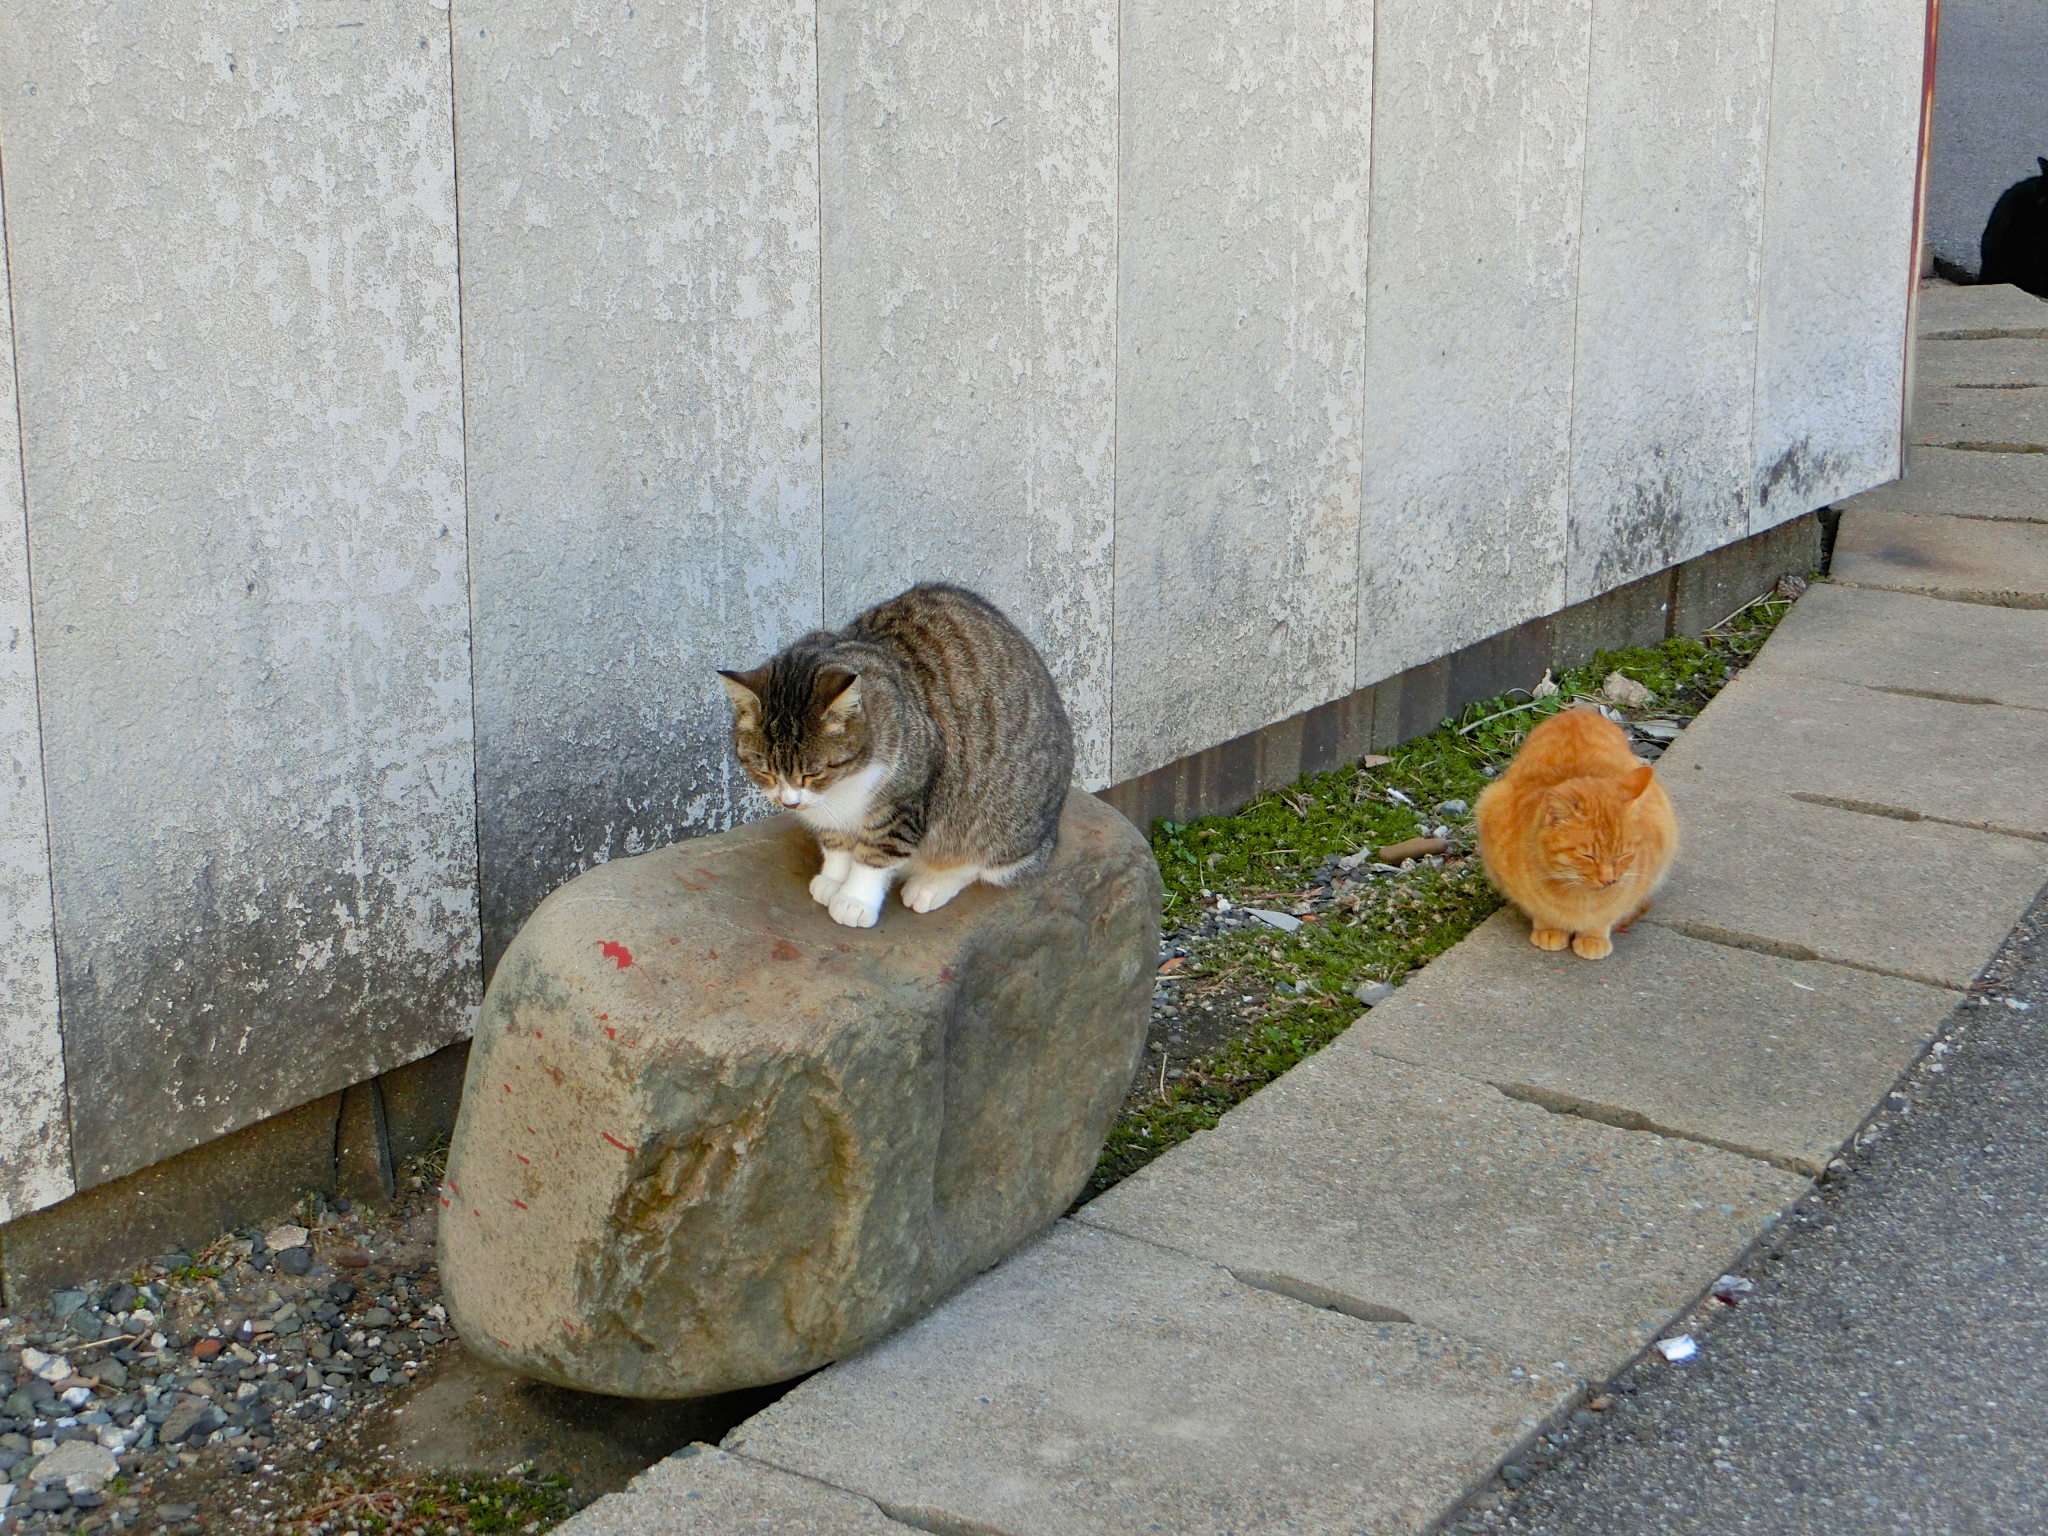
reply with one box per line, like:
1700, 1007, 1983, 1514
0, 188, 71, 1223
1748, 0, 1922, 527
454, 0, 825, 965
0, 1, 481, 1190
1356, 0, 1590, 687
818, 0, 1118, 786
1110, 0, 1372, 783
1565, 0, 1776, 601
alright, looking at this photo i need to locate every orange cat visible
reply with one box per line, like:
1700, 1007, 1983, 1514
1474, 706, 1677, 960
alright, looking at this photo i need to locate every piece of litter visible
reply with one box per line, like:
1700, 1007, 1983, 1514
1247, 909, 1302, 933
1385, 788, 1414, 807
1213, 897, 1233, 913
1531, 669, 1559, 700
1655, 1335, 1698, 1363
1710, 1274, 1754, 1302
1359, 754, 1392, 768
2007, 998, 2032, 1011
1601, 671, 1654, 709
1378, 835, 1448, 864
1791, 981, 1814, 991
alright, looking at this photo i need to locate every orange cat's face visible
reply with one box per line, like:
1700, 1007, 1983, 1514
1535, 766, 1657, 890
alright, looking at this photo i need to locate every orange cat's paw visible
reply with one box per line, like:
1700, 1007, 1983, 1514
1530, 927, 1570, 951
1572, 931, 1614, 960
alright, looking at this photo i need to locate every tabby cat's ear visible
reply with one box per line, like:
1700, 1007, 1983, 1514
814, 668, 861, 727
717, 667, 769, 717
1623, 764, 1655, 799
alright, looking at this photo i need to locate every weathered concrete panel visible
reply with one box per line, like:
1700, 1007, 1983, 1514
1566, 0, 1775, 600
0, 192, 70, 1224
1749, 0, 1922, 528
819, 0, 1117, 786
455, 0, 825, 965
1110, 0, 1371, 782
1, 1, 481, 1189
1356, 0, 1589, 686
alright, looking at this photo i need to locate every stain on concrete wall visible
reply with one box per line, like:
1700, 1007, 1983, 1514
1749, 0, 1922, 529
1356, 0, 1590, 687
818, 0, 1118, 787
0, 188, 71, 1224
454, 0, 826, 967
1566, 0, 1777, 602
0, 1, 482, 1190
1112, 0, 1371, 784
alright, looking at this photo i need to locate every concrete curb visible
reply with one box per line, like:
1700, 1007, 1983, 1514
558, 283, 2048, 1535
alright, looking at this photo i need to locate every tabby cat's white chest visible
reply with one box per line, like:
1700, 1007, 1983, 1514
792, 762, 886, 833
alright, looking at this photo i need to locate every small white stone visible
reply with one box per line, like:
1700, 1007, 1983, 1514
264, 1223, 311, 1251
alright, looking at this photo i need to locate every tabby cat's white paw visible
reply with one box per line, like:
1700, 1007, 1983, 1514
828, 889, 882, 928
900, 877, 953, 914
809, 872, 844, 905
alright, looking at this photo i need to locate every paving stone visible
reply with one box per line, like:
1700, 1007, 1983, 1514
1078, 1047, 1807, 1381
1833, 508, 2048, 606
559, 1448, 918, 1536
1914, 338, 2048, 388
1360, 914, 1950, 1176
1915, 384, 2048, 450
1662, 662, 2048, 839
1833, 446, 2048, 523
728, 1221, 1574, 1536
1746, 583, 2048, 710
1916, 282, 2048, 339
1649, 779, 2048, 990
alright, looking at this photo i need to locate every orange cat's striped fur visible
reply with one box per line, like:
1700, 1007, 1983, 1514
1474, 706, 1677, 960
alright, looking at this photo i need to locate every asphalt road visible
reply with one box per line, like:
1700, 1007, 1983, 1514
1449, 888, 2048, 1536
1927, 0, 2048, 275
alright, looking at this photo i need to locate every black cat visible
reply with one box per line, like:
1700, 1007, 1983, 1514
1981, 158, 2048, 299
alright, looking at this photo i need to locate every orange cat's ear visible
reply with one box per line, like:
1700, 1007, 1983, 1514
1622, 764, 1655, 799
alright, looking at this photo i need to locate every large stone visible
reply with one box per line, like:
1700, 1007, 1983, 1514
1834, 446, 2048, 523
1079, 1046, 1808, 1381
440, 791, 1158, 1399
728, 1221, 1573, 1536
1833, 508, 2048, 607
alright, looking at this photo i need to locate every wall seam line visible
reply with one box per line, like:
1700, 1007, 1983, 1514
814, 0, 828, 632
1354, 0, 1383, 696
1745, 0, 1787, 538
1106, 0, 1122, 787
1561, 0, 1599, 607
0, 83, 78, 1221
443, 1, 487, 998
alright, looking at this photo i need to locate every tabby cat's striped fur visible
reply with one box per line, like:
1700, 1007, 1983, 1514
719, 583, 1074, 928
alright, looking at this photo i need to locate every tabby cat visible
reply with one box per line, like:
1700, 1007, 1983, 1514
719, 583, 1075, 929
1474, 706, 1677, 960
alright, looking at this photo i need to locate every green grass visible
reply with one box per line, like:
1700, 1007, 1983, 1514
289, 1471, 576, 1536
1087, 589, 1797, 1196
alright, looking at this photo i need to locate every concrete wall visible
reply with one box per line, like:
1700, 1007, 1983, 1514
0, 0, 1928, 1225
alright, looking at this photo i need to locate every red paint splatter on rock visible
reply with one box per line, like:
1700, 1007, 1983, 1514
599, 940, 634, 968
601, 1131, 633, 1152
773, 941, 801, 962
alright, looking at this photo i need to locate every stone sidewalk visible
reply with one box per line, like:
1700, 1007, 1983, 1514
562, 280, 2048, 1536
